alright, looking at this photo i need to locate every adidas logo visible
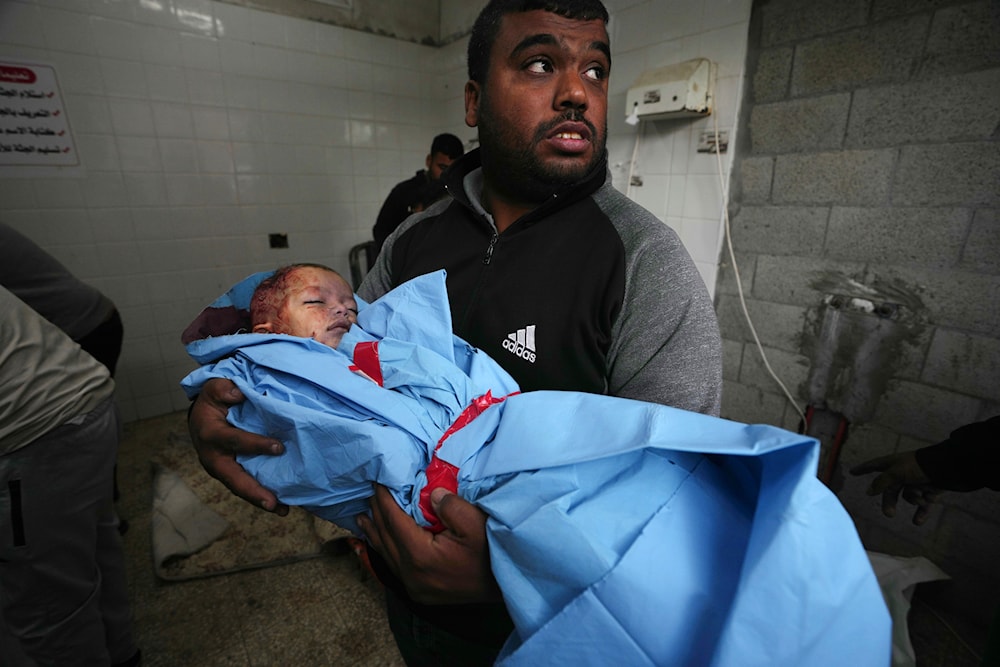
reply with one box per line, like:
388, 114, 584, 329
501, 325, 537, 363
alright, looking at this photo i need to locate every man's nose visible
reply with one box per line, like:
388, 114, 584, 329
555, 71, 588, 110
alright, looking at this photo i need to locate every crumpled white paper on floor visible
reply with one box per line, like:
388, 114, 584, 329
868, 551, 950, 667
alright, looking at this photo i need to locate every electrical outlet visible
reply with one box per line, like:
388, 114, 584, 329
697, 130, 728, 154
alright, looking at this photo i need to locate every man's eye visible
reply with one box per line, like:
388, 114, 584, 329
525, 59, 552, 74
304, 300, 323, 305
584, 65, 606, 81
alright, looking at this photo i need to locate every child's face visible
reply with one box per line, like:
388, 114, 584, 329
272, 267, 358, 349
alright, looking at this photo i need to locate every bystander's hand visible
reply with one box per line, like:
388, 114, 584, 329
188, 377, 289, 515
357, 485, 502, 604
850, 451, 944, 526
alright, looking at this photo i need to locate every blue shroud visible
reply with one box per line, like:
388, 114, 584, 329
181, 270, 890, 666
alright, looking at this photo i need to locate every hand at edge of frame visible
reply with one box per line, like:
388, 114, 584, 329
188, 377, 289, 516
850, 451, 942, 526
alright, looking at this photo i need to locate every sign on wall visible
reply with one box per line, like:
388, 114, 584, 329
0, 62, 77, 167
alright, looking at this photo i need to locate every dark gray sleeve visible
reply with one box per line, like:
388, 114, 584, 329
597, 187, 723, 416
0, 222, 115, 340
357, 241, 394, 304
357, 199, 452, 304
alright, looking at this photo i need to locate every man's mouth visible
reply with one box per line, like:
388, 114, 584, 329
546, 122, 592, 154
548, 121, 591, 140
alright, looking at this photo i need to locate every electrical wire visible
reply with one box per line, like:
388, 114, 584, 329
710, 99, 807, 426
626, 119, 643, 199
621, 85, 805, 426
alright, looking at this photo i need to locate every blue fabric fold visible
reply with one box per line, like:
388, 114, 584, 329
181, 269, 890, 666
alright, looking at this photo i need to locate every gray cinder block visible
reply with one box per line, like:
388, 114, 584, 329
825, 207, 969, 268
923, 328, 1000, 398
791, 15, 929, 95
894, 143, 1000, 207
774, 150, 895, 205
750, 94, 850, 154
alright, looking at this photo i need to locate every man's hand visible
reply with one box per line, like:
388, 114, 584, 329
188, 377, 289, 515
357, 485, 501, 605
850, 451, 943, 526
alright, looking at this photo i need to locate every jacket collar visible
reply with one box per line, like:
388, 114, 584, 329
443, 148, 609, 228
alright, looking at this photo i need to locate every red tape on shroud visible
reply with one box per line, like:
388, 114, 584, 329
419, 390, 517, 533
350, 341, 384, 386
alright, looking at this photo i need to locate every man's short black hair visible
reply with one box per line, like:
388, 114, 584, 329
467, 0, 610, 84
430, 133, 465, 159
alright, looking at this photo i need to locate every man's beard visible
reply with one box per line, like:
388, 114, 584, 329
477, 100, 606, 204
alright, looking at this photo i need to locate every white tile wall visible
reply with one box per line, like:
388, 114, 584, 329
608, 0, 752, 295
0, 0, 750, 422
0, 0, 461, 421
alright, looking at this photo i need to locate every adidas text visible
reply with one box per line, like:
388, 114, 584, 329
502, 326, 536, 364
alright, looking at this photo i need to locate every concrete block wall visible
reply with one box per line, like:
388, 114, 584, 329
720, 0, 1000, 635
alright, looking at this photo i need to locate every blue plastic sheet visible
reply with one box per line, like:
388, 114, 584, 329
182, 270, 890, 666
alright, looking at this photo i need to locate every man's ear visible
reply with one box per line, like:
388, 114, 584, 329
464, 80, 480, 128
252, 322, 275, 334
425, 153, 433, 170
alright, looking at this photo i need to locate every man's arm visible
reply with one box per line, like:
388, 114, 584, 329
849, 451, 942, 525
850, 416, 1000, 524
188, 378, 289, 515
603, 195, 722, 414
359, 203, 434, 303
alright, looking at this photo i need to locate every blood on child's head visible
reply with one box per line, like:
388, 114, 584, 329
250, 263, 358, 349
251, 264, 304, 330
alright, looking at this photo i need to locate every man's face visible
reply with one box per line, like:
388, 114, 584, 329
465, 10, 610, 202
426, 151, 456, 182
268, 267, 358, 349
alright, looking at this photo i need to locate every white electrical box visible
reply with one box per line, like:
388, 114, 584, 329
625, 58, 715, 122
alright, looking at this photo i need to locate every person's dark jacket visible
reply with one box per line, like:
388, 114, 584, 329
915, 416, 1000, 491
372, 170, 447, 253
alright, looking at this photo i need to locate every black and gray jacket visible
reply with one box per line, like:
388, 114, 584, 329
357, 148, 723, 645
359, 148, 721, 416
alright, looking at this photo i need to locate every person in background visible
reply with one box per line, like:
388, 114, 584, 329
851, 417, 999, 667
372, 133, 466, 254
0, 222, 129, 530
850, 415, 1000, 525
0, 285, 140, 667
0, 222, 123, 377
188, 1, 722, 664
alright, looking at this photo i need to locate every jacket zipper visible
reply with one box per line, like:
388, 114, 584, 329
483, 232, 498, 265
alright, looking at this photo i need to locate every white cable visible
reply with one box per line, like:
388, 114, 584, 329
626, 119, 642, 199
711, 102, 806, 426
